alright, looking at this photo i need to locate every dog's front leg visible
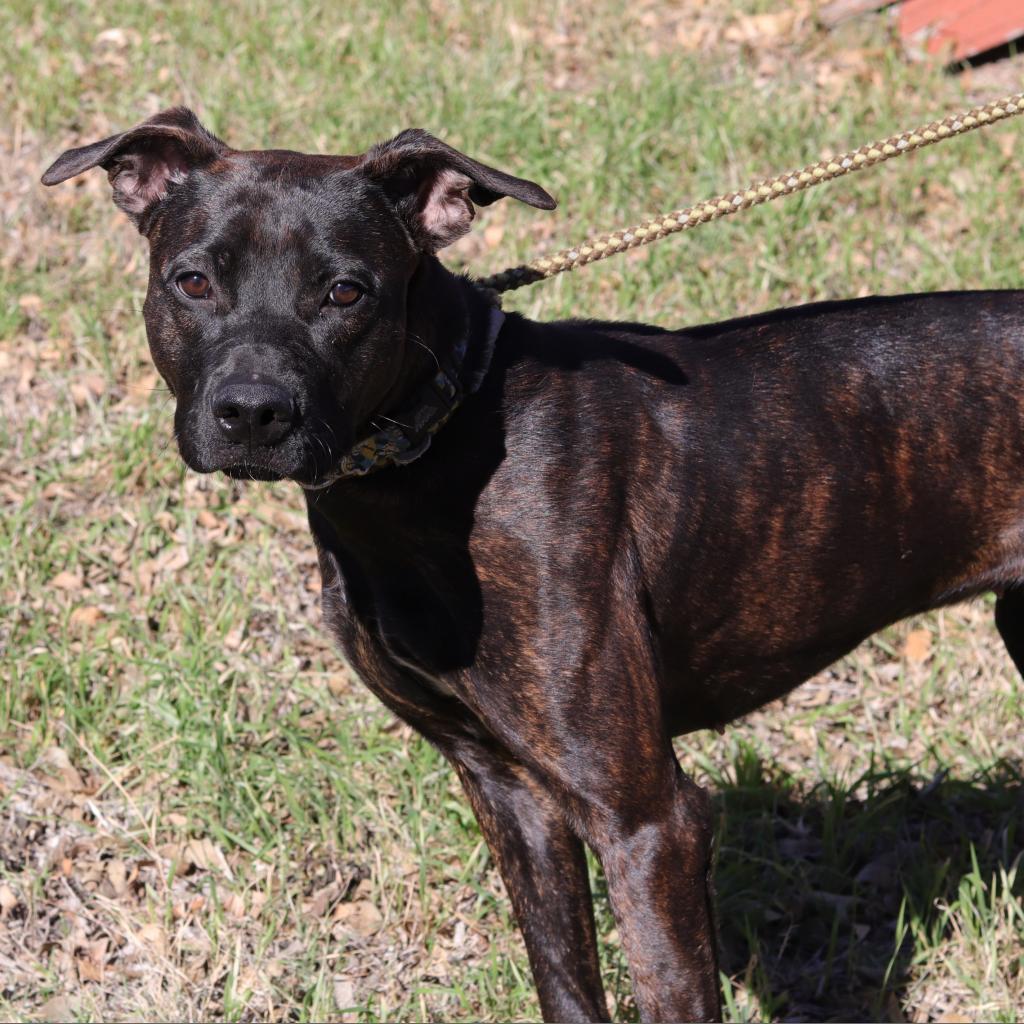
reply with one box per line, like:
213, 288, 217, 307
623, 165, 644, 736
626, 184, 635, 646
447, 741, 609, 1023
579, 762, 720, 1023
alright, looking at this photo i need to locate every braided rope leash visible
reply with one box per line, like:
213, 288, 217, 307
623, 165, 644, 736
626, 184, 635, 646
478, 92, 1024, 296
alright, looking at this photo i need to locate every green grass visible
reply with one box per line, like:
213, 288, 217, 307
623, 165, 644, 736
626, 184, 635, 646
2, 1, 1024, 1020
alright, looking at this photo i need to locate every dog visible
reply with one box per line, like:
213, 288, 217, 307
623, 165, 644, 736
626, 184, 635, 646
42, 108, 1024, 1022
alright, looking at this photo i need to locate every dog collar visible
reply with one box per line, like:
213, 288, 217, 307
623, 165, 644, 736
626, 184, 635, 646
320, 303, 504, 483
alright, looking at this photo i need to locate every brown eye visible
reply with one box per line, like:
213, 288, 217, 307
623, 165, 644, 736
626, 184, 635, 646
327, 281, 362, 307
178, 272, 211, 299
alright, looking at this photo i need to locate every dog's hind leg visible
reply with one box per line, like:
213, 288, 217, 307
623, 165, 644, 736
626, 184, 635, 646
448, 742, 609, 1023
995, 586, 1024, 676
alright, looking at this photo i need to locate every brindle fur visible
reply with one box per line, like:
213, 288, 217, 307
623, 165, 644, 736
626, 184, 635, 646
42, 109, 1024, 1023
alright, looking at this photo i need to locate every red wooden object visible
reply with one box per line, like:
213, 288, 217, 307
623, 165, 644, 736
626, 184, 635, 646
900, 0, 1024, 62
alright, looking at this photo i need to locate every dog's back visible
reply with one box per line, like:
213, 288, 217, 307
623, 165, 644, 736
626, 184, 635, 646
477, 291, 1024, 732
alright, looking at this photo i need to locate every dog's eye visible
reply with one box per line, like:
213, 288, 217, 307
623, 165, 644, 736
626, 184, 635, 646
327, 281, 362, 307
177, 272, 212, 299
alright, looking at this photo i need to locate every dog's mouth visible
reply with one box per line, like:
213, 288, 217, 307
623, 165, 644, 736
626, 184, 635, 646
219, 460, 345, 488
181, 432, 344, 488
213, 445, 337, 486
220, 462, 289, 482
202, 436, 354, 489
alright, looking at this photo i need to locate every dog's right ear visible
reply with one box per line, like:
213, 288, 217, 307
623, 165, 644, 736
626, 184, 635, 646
40, 107, 226, 231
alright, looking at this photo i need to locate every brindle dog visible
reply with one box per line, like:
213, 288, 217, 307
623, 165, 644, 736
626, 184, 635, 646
42, 108, 1024, 1022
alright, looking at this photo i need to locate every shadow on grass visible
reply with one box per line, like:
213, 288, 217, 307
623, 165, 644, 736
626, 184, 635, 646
710, 750, 1024, 1022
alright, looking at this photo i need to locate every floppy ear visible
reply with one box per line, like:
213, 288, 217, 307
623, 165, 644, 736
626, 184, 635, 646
360, 128, 556, 252
40, 107, 226, 230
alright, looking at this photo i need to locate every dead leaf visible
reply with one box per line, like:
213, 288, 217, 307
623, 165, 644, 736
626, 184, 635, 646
76, 955, 104, 983
249, 890, 267, 919
791, 684, 830, 707
41, 481, 78, 500
725, 10, 797, 44
70, 605, 104, 627
326, 673, 349, 697
137, 922, 167, 955
854, 855, 896, 888
161, 837, 234, 880
0, 882, 18, 917
106, 859, 128, 896
41, 746, 84, 792
161, 545, 190, 573
52, 570, 83, 591
138, 544, 191, 591
904, 628, 931, 663
334, 977, 358, 1018
332, 899, 382, 936
252, 501, 306, 533
224, 624, 245, 651
95, 27, 141, 48
186, 838, 226, 874
675, 20, 714, 52
307, 881, 341, 918
39, 996, 75, 1023
223, 892, 246, 919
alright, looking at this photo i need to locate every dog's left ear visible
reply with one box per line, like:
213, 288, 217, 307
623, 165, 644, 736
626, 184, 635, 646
360, 129, 556, 252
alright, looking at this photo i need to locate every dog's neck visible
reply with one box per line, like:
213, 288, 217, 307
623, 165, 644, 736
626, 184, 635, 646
399, 255, 504, 411
304, 260, 502, 487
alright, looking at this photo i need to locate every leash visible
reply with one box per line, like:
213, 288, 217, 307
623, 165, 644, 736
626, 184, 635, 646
478, 92, 1024, 296
325, 92, 1024, 483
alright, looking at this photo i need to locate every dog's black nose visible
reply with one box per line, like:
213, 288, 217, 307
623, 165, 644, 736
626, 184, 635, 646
212, 377, 295, 446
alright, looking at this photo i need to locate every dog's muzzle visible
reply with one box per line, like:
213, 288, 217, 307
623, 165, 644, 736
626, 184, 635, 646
211, 373, 296, 448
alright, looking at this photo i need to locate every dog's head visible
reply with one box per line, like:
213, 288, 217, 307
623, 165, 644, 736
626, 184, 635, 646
42, 108, 554, 486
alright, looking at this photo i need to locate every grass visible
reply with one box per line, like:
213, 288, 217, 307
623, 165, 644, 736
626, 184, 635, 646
2, 0, 1024, 1020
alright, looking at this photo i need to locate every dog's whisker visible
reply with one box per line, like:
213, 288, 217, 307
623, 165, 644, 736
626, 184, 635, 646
302, 434, 320, 478
373, 412, 412, 431
409, 332, 441, 373
317, 417, 340, 452
308, 419, 332, 469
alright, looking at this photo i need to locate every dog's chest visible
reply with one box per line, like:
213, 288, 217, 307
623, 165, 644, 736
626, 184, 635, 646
312, 532, 482, 718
